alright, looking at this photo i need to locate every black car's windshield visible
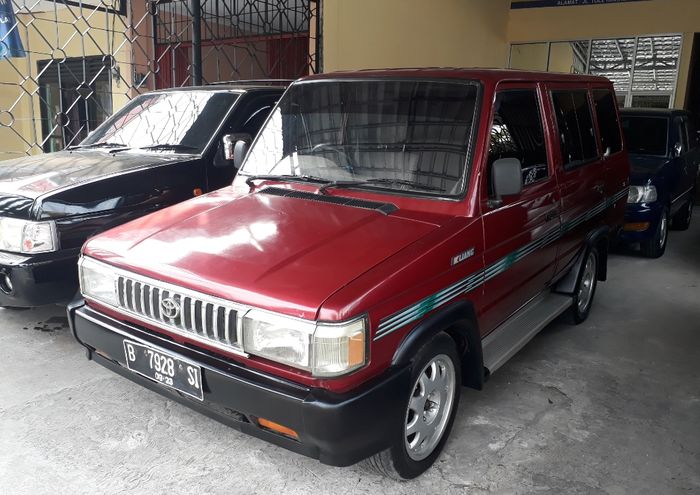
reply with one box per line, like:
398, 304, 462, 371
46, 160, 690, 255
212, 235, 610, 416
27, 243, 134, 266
239, 79, 479, 197
621, 115, 669, 156
79, 91, 239, 154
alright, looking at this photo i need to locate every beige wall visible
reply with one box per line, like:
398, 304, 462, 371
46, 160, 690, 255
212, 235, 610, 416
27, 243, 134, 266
508, 0, 700, 107
0, 6, 133, 159
322, 0, 511, 72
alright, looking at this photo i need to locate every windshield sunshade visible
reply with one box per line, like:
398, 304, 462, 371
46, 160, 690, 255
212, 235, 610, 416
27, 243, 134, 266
240, 79, 479, 197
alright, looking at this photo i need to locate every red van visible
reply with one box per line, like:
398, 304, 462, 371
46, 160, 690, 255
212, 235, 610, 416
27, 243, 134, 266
69, 69, 629, 479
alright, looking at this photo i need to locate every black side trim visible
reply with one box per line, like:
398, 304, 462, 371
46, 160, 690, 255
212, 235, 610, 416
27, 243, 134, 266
391, 300, 484, 391
260, 187, 398, 215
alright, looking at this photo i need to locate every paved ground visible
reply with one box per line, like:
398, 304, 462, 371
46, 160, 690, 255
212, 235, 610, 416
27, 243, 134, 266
1, 214, 699, 495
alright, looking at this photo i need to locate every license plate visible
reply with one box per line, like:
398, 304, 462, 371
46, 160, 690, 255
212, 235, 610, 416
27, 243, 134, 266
123, 340, 204, 401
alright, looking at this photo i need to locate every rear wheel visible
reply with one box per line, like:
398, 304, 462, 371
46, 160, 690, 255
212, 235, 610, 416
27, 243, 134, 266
640, 208, 669, 258
570, 247, 599, 324
364, 333, 461, 480
671, 197, 694, 231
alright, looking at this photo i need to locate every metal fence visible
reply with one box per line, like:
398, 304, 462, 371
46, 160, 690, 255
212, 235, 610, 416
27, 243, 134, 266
0, 0, 320, 160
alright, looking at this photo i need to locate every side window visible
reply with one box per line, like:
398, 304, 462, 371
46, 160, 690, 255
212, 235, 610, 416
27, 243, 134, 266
592, 89, 622, 155
489, 89, 548, 189
551, 90, 598, 169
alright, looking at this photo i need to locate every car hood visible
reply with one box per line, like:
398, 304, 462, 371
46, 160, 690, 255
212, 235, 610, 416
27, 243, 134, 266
0, 150, 193, 201
85, 188, 443, 320
628, 154, 668, 184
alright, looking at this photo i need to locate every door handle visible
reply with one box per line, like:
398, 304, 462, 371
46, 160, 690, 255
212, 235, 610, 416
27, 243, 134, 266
593, 184, 605, 195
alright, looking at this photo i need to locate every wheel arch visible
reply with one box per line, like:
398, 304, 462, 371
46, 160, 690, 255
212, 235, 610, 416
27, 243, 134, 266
390, 299, 484, 391
555, 225, 610, 294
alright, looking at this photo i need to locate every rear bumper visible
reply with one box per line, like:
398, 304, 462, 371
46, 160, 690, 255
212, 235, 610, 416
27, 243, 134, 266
68, 301, 409, 467
0, 249, 79, 307
619, 202, 664, 243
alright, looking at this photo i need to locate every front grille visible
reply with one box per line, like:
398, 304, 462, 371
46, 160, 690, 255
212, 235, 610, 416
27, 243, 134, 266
116, 275, 243, 352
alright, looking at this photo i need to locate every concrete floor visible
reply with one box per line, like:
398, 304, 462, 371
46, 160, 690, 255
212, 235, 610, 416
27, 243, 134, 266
1, 215, 699, 495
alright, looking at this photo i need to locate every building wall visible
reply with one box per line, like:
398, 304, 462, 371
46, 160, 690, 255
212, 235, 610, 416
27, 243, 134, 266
0, 5, 133, 160
508, 0, 700, 108
322, 0, 511, 72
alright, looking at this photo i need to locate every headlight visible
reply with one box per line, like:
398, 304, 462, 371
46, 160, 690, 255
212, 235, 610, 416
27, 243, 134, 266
242, 309, 367, 377
627, 185, 657, 204
0, 217, 58, 254
79, 256, 119, 306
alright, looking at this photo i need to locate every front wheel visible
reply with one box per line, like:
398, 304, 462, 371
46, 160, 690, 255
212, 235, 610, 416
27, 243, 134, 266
671, 197, 694, 231
640, 208, 669, 258
570, 247, 599, 324
364, 333, 461, 480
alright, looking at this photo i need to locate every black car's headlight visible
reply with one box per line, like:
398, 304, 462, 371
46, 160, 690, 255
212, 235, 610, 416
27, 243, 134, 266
0, 217, 59, 254
627, 185, 657, 204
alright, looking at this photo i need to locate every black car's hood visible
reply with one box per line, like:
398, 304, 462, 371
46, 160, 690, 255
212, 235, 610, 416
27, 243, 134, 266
628, 153, 669, 184
0, 150, 194, 200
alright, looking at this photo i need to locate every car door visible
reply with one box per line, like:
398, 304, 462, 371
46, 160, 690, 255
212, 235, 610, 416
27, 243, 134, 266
673, 116, 699, 209
546, 84, 608, 277
479, 83, 560, 335
206, 91, 281, 190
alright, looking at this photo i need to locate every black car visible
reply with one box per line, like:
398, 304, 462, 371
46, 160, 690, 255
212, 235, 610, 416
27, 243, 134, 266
619, 108, 699, 257
0, 83, 286, 308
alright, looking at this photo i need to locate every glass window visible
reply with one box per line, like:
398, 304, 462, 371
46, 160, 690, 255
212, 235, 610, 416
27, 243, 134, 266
240, 80, 479, 197
620, 115, 668, 156
551, 90, 598, 168
489, 90, 548, 188
82, 91, 239, 153
548, 41, 590, 74
677, 118, 688, 153
592, 89, 622, 155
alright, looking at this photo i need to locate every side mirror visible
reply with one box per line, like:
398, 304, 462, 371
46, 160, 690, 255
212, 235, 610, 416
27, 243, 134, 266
220, 133, 251, 168
673, 142, 683, 158
490, 158, 523, 207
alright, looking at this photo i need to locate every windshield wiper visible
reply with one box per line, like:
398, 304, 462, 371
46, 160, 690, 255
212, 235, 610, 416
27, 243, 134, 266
318, 178, 443, 194
244, 174, 332, 188
139, 144, 199, 152
67, 142, 129, 150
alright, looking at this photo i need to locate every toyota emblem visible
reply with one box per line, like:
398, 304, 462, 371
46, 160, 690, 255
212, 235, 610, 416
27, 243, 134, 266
160, 297, 181, 320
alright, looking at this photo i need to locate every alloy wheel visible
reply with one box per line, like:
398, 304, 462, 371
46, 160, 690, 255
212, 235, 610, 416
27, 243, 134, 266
577, 252, 597, 313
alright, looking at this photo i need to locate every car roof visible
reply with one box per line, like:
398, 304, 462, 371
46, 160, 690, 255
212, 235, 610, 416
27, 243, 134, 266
149, 83, 288, 95
299, 67, 611, 85
620, 107, 690, 118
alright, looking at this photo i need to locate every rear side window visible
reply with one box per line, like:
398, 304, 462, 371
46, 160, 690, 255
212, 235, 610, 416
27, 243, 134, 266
551, 90, 598, 168
620, 115, 668, 155
489, 89, 548, 188
592, 89, 622, 155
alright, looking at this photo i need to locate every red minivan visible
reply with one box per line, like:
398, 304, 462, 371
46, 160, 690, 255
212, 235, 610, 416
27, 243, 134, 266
69, 69, 629, 479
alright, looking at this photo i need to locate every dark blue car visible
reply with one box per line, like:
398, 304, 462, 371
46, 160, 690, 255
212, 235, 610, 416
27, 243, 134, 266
619, 109, 699, 257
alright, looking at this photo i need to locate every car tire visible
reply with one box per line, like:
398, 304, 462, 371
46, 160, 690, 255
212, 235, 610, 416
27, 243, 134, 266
570, 247, 599, 324
363, 332, 461, 480
671, 197, 694, 231
640, 208, 669, 258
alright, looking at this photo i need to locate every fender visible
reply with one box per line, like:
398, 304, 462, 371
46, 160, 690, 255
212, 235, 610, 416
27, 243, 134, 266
555, 225, 609, 294
391, 299, 485, 390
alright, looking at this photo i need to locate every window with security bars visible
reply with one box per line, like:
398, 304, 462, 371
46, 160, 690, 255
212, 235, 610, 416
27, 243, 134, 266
0, 0, 319, 160
509, 35, 682, 109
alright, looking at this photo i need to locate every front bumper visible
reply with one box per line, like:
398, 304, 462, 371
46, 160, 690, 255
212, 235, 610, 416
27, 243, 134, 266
68, 301, 410, 467
0, 249, 80, 307
619, 201, 664, 244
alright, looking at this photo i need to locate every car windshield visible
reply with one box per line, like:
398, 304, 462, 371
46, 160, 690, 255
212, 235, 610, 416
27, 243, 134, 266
621, 115, 669, 156
79, 91, 239, 154
239, 79, 479, 197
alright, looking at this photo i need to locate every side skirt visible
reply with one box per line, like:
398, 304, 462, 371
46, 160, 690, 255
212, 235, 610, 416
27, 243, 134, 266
481, 291, 572, 374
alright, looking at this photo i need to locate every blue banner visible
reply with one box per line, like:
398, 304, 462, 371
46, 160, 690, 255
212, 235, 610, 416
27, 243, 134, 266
512, 0, 649, 8
0, 0, 25, 59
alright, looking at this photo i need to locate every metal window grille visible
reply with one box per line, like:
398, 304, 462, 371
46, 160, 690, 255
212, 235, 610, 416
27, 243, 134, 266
0, 0, 320, 160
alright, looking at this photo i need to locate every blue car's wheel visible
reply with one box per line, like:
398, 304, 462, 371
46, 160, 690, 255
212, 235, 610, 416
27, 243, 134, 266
641, 208, 669, 258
